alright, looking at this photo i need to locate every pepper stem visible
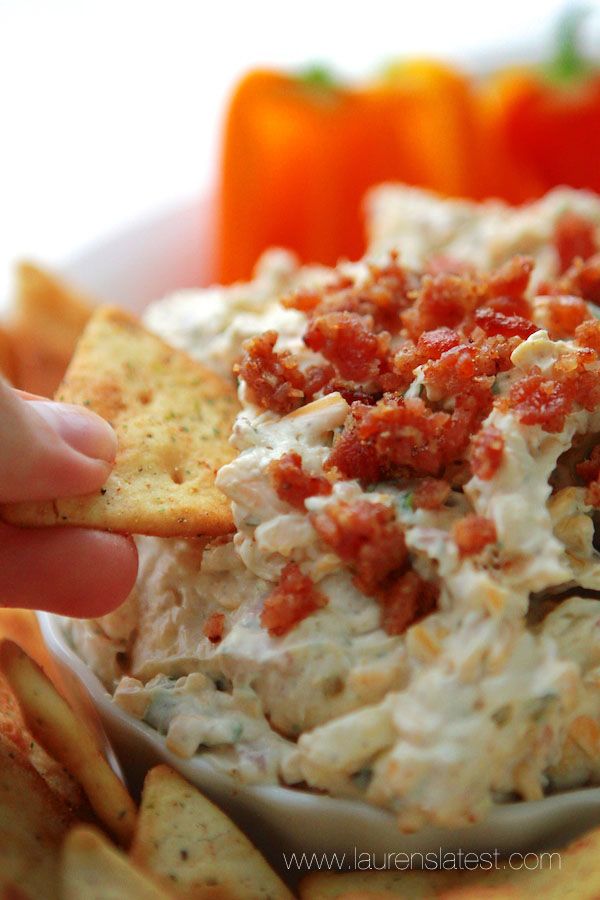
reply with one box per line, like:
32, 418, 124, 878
546, 6, 592, 82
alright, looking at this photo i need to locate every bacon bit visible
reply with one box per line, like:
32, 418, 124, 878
486, 294, 532, 319
417, 327, 461, 360
452, 515, 497, 557
539, 255, 600, 305
356, 397, 451, 478
473, 307, 537, 340
402, 273, 484, 339
328, 385, 494, 485
576, 445, 600, 489
304, 312, 389, 382
470, 333, 522, 374
281, 290, 321, 313
269, 451, 332, 509
302, 362, 336, 399
379, 570, 439, 635
360, 254, 420, 333
470, 426, 504, 480
412, 478, 451, 510
575, 319, 600, 353
443, 383, 495, 460
310, 497, 437, 634
576, 255, 600, 304
260, 563, 327, 637
238, 331, 305, 414
423, 345, 479, 397
203, 612, 225, 643
285, 254, 417, 334
555, 212, 598, 274
507, 367, 576, 433
544, 296, 591, 340
324, 416, 382, 484
311, 499, 407, 595
487, 256, 534, 301
572, 366, 600, 413
391, 341, 423, 389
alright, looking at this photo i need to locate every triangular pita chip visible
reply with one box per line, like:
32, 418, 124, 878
3, 306, 238, 537
11, 261, 93, 396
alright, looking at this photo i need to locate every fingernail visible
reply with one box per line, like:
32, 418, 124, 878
31, 401, 117, 463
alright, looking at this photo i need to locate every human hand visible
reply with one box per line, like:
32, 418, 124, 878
0, 378, 138, 617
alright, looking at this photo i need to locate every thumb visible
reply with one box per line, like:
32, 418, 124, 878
0, 378, 117, 503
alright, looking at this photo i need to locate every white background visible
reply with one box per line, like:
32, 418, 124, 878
0, 0, 598, 300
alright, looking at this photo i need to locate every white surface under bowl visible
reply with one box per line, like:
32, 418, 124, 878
28, 197, 600, 866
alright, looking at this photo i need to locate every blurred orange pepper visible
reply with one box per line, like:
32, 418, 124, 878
476, 10, 600, 201
216, 63, 476, 283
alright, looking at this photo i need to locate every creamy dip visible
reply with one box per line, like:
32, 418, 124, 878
66, 186, 600, 831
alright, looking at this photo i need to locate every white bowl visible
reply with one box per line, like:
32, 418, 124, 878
32, 197, 600, 864
39, 610, 600, 862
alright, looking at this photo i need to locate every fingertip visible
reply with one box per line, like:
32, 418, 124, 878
70, 531, 139, 618
0, 525, 139, 618
31, 401, 118, 464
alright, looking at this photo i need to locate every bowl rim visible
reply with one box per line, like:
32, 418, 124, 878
38, 609, 600, 843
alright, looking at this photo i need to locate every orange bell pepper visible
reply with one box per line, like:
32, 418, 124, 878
476, 10, 600, 200
215, 63, 476, 284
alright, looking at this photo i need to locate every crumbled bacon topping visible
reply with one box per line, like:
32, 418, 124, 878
487, 255, 534, 305
412, 478, 451, 510
355, 397, 451, 479
470, 426, 504, 480
327, 386, 493, 485
269, 451, 332, 509
472, 307, 537, 340
241, 254, 540, 419
575, 319, 600, 352
324, 417, 382, 484
417, 327, 462, 359
505, 347, 600, 433
402, 272, 484, 339
540, 254, 600, 306
203, 612, 225, 644
238, 331, 306, 414
311, 499, 408, 595
283, 252, 418, 333
543, 295, 590, 340
452, 515, 497, 557
554, 212, 598, 274
507, 367, 575, 433
311, 497, 437, 634
379, 570, 439, 635
260, 563, 327, 637
423, 345, 480, 398
575, 256, 600, 304
238, 247, 600, 618
304, 312, 389, 383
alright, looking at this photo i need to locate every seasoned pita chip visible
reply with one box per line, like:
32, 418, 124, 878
131, 765, 293, 899
11, 261, 93, 396
0, 640, 137, 846
61, 826, 172, 900
3, 305, 239, 537
0, 670, 84, 812
0, 732, 73, 900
